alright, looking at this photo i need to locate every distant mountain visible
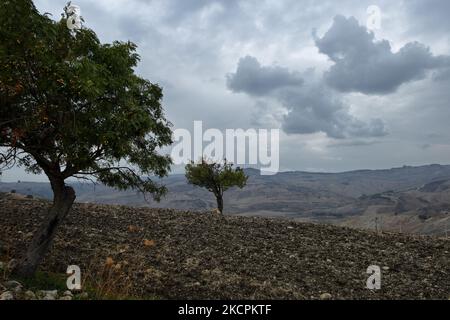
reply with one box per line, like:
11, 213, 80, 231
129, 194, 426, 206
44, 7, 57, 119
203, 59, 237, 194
1, 164, 450, 236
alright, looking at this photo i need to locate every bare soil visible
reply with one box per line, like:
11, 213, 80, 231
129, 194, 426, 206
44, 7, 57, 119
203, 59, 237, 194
0, 195, 448, 299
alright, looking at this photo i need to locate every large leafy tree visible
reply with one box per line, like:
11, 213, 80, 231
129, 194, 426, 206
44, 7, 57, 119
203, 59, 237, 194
0, 1, 173, 277
185, 158, 248, 214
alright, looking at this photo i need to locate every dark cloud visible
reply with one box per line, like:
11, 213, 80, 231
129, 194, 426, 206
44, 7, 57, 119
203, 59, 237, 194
433, 68, 450, 82
280, 82, 386, 139
314, 15, 450, 95
227, 56, 386, 139
226, 56, 304, 96
12, 0, 448, 178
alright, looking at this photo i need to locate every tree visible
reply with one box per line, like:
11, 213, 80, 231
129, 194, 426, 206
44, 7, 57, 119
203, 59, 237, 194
0, 1, 173, 277
185, 158, 248, 214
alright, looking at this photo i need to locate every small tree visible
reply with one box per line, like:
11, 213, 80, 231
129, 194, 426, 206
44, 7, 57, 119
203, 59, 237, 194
0, 1, 173, 277
185, 158, 248, 214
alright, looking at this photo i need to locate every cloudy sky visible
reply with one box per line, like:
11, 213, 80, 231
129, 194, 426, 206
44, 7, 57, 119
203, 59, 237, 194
4, 0, 450, 181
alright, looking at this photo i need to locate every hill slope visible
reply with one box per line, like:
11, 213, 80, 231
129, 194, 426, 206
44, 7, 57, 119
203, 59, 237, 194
0, 196, 448, 299
2, 164, 450, 236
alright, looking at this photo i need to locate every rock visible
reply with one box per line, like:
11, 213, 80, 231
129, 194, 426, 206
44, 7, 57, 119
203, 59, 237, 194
77, 292, 89, 299
382, 266, 390, 271
4, 280, 22, 290
127, 225, 140, 233
24, 290, 37, 300
12, 285, 22, 294
320, 293, 332, 300
0, 291, 14, 300
6, 259, 17, 271
38, 290, 58, 300
59, 295, 73, 300
63, 290, 73, 297
143, 239, 155, 247
43, 294, 56, 300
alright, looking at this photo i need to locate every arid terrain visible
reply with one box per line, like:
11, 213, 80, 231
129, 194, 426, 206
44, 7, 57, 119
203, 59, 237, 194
0, 194, 449, 299
2, 164, 450, 236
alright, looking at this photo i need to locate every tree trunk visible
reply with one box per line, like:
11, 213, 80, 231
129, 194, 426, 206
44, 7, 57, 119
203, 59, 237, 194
216, 194, 224, 214
13, 178, 76, 278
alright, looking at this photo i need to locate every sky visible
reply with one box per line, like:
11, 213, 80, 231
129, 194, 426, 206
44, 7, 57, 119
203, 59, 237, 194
3, 0, 450, 182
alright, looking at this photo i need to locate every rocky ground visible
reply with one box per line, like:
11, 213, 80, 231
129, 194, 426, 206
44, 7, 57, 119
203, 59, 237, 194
0, 277, 87, 301
0, 193, 449, 300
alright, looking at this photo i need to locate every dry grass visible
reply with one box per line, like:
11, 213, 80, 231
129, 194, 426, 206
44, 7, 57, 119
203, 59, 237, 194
0, 245, 14, 282
80, 258, 135, 300
0, 253, 136, 300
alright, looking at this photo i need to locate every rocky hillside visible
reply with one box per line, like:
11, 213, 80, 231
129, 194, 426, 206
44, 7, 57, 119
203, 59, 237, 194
0, 194, 449, 300
334, 182, 450, 236
2, 164, 450, 236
